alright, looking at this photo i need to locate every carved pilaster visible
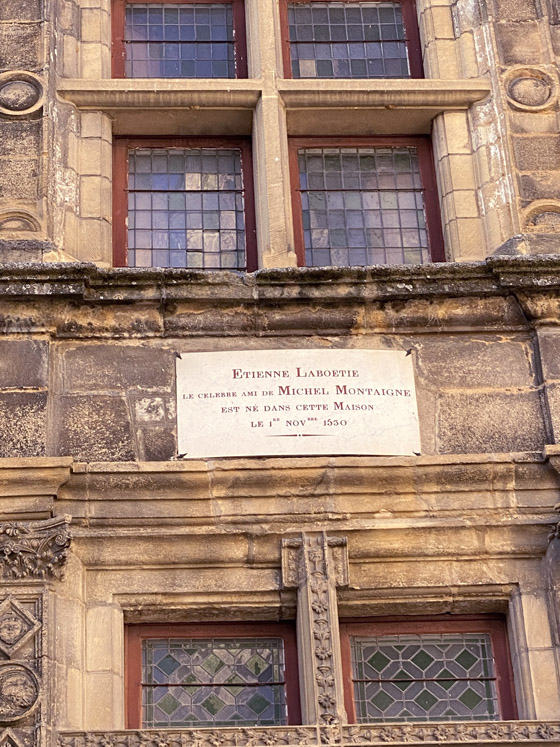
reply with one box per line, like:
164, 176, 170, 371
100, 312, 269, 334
0, 518, 72, 747
282, 533, 348, 726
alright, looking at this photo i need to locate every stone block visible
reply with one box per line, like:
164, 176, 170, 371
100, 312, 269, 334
537, 331, 560, 380
415, 336, 534, 389
520, 172, 560, 200
0, 158, 39, 200
0, 121, 41, 157
544, 383, 560, 443
58, 395, 135, 461
62, 344, 174, 392
141, 427, 177, 461
0, 240, 52, 262
0, 24, 42, 71
0, 0, 41, 21
493, 0, 539, 19
0, 392, 47, 457
527, 649, 560, 718
0, 340, 48, 387
513, 136, 560, 171
437, 390, 546, 453
86, 606, 120, 672
496, 21, 544, 64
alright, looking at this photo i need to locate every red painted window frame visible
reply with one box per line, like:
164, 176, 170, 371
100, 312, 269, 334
113, 137, 258, 271
126, 622, 301, 729
279, 0, 423, 80
112, 0, 248, 79
288, 135, 445, 267
339, 616, 518, 724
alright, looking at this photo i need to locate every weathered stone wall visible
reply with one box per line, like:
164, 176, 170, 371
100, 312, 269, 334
0, 0, 50, 257
0, 260, 557, 462
2, 0, 560, 264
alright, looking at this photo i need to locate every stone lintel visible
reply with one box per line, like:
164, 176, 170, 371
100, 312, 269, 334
0, 457, 73, 519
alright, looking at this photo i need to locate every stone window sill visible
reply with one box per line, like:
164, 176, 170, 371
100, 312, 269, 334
56, 78, 490, 136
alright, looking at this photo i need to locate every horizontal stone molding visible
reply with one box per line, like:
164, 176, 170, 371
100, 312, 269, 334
2, 257, 560, 331
57, 78, 489, 112
57, 722, 560, 747
277, 78, 491, 109
57, 78, 262, 109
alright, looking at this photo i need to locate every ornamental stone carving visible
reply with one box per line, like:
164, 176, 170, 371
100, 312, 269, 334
0, 597, 40, 658
0, 517, 71, 580
0, 665, 39, 723
282, 533, 348, 725
56, 722, 560, 747
0, 73, 44, 117
504, 67, 558, 112
0, 728, 27, 747
58, 728, 320, 747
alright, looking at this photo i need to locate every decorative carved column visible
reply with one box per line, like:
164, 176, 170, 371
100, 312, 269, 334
0, 517, 72, 747
282, 533, 348, 726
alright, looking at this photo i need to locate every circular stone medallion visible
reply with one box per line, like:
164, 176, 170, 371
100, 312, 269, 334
0, 664, 39, 722
509, 76, 552, 107
0, 81, 39, 111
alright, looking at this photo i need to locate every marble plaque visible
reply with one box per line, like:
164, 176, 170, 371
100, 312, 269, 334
176, 349, 421, 458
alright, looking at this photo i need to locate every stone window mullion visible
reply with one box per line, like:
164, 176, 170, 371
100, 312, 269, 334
282, 532, 348, 725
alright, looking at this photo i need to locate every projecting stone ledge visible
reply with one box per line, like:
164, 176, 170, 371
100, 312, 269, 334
0, 253, 557, 302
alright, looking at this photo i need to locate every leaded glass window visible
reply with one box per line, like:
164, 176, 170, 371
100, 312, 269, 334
350, 633, 501, 722
142, 637, 288, 727
123, 3, 237, 78
287, 2, 410, 78
126, 146, 248, 269
296, 145, 430, 266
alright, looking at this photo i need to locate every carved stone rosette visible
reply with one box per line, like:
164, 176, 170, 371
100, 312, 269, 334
0, 518, 72, 747
282, 533, 348, 726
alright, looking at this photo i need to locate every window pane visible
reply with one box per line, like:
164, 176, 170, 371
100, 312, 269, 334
125, 3, 236, 78
298, 146, 429, 266
142, 637, 287, 727
351, 633, 500, 723
288, 2, 409, 79
128, 147, 247, 269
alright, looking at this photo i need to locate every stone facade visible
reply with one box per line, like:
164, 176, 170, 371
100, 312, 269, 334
2, 0, 560, 745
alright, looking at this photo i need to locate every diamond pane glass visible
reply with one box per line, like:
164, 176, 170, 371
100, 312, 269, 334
125, 3, 236, 78
127, 148, 246, 269
288, 2, 409, 78
142, 638, 287, 727
351, 633, 499, 723
298, 146, 429, 267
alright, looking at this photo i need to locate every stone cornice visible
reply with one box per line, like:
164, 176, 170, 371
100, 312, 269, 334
0, 458, 73, 519
0, 256, 560, 330
0, 255, 558, 301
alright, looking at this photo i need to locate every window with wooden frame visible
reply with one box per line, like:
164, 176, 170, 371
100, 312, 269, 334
340, 617, 517, 723
113, 138, 257, 270
112, 0, 248, 78
280, 0, 422, 79
289, 137, 444, 267
126, 623, 300, 728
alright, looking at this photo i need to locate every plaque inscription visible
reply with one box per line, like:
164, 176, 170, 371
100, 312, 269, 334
176, 349, 421, 458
